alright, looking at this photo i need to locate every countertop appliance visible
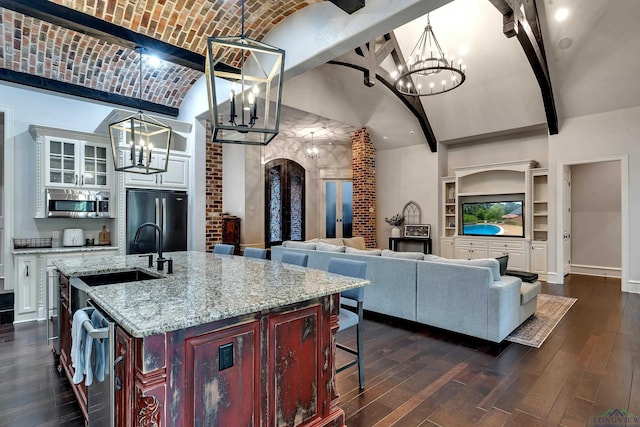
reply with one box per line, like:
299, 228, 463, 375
126, 189, 188, 254
63, 228, 84, 247
46, 189, 112, 218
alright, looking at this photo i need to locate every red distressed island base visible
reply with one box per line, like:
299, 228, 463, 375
61, 280, 346, 426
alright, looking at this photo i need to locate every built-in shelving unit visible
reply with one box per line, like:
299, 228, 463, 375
532, 169, 548, 242
442, 178, 456, 238
439, 160, 548, 277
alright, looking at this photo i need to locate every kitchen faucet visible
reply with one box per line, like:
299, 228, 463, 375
133, 222, 173, 273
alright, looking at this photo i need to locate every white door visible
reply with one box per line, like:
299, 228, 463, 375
563, 167, 572, 276
322, 180, 352, 239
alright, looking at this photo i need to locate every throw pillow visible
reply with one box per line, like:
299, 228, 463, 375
316, 242, 347, 252
381, 249, 426, 260
283, 241, 317, 250
495, 255, 509, 276
318, 238, 345, 246
345, 247, 382, 256
343, 237, 366, 250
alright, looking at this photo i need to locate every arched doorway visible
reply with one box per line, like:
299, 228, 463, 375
265, 159, 305, 247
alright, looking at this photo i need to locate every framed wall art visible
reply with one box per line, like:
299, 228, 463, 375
404, 224, 430, 238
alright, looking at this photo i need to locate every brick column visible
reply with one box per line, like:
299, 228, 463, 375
205, 123, 223, 251
351, 128, 377, 248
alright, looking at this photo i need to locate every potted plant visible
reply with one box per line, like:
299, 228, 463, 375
384, 213, 405, 238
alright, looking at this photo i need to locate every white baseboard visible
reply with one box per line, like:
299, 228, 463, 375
570, 264, 621, 279
545, 271, 562, 284
623, 280, 640, 294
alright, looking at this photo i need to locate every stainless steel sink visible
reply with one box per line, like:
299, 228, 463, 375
78, 269, 162, 286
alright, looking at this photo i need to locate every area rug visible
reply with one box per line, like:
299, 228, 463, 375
506, 294, 577, 348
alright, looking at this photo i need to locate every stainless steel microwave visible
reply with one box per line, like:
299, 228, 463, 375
46, 189, 112, 218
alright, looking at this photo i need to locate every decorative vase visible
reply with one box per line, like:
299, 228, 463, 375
391, 227, 401, 238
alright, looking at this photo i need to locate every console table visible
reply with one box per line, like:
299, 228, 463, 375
389, 237, 432, 254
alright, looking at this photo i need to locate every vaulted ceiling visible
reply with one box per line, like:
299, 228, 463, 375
1, 0, 638, 152
0, 0, 329, 114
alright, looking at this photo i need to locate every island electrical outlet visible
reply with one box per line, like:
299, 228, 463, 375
219, 343, 233, 371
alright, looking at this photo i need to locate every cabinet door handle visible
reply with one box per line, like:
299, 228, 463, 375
26, 265, 29, 277
80, 175, 84, 186
75, 174, 78, 185
114, 355, 124, 391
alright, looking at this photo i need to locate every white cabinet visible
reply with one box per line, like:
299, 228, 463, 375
123, 152, 189, 189
488, 240, 527, 271
440, 238, 454, 258
454, 238, 488, 259
14, 255, 38, 321
30, 125, 115, 218
530, 242, 548, 277
44, 136, 111, 189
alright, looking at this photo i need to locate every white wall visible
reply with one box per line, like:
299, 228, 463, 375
548, 105, 639, 292
571, 161, 621, 269
446, 130, 549, 174
376, 143, 439, 251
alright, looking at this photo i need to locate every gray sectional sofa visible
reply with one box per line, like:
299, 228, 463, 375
271, 240, 540, 343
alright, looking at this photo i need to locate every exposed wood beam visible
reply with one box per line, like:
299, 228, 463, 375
0, 0, 206, 72
489, 0, 558, 134
329, 0, 366, 15
0, 68, 178, 117
329, 32, 438, 152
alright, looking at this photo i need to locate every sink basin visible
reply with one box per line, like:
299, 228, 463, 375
78, 269, 161, 286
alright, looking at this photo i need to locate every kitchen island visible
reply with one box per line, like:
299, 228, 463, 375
54, 251, 368, 426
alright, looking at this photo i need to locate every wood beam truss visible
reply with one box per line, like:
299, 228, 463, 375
489, 0, 558, 134
329, 32, 438, 152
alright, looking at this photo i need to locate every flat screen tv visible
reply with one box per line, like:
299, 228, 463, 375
461, 199, 524, 237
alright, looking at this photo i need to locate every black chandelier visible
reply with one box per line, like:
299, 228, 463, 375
206, 0, 285, 145
393, 14, 466, 96
109, 47, 172, 174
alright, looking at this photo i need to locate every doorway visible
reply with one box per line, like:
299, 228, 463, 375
264, 159, 305, 247
557, 157, 627, 290
323, 180, 352, 239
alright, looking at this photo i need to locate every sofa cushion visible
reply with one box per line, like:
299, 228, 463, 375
283, 241, 316, 250
422, 255, 501, 281
381, 249, 426, 260
316, 242, 346, 252
520, 280, 541, 305
345, 247, 382, 256
343, 237, 366, 250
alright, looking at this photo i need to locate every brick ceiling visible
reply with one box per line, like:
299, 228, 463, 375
0, 1, 325, 113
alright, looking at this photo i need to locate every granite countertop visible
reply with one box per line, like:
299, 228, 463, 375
53, 251, 369, 338
13, 246, 119, 255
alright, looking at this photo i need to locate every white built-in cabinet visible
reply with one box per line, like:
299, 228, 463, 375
439, 160, 548, 277
455, 238, 488, 260
29, 125, 114, 218
13, 249, 119, 323
122, 151, 189, 189
530, 242, 548, 276
44, 137, 110, 188
14, 255, 38, 320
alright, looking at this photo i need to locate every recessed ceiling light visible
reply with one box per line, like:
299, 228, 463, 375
557, 37, 573, 50
554, 8, 569, 22
383, 136, 388, 140
147, 55, 161, 68
409, 131, 415, 135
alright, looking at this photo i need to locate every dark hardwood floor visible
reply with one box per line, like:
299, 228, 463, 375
0, 274, 636, 426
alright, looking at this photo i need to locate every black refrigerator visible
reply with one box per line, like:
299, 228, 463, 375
126, 189, 188, 254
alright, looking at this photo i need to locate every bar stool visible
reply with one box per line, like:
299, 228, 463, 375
213, 244, 235, 255
243, 247, 267, 259
280, 251, 308, 267
328, 258, 367, 390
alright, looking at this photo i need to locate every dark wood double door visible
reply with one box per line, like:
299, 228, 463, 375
265, 159, 305, 247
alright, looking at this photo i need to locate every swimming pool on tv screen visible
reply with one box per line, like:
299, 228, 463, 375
463, 224, 502, 235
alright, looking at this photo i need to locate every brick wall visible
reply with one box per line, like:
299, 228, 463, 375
351, 127, 377, 248
205, 123, 223, 251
